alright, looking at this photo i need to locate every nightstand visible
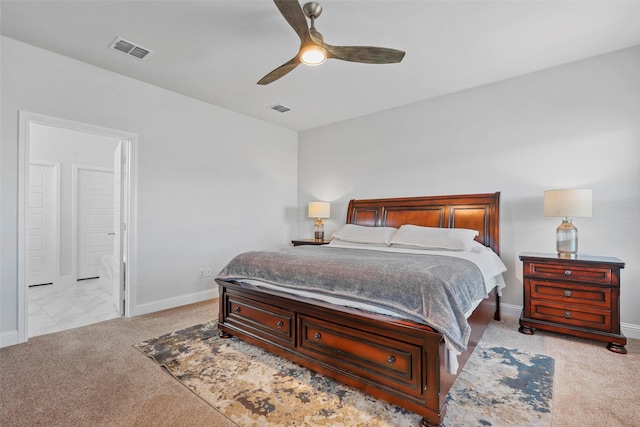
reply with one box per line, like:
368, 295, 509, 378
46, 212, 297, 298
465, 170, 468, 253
291, 239, 331, 246
519, 252, 626, 353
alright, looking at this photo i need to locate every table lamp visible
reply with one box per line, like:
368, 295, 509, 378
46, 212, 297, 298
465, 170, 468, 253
544, 189, 592, 258
308, 202, 330, 240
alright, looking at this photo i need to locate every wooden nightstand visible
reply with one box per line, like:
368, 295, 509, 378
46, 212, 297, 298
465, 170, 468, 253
519, 252, 626, 353
291, 239, 331, 246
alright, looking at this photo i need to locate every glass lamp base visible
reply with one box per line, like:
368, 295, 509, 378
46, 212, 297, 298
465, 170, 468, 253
556, 218, 578, 258
314, 219, 324, 241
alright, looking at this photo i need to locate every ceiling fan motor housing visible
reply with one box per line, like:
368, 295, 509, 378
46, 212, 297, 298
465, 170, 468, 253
303, 2, 323, 19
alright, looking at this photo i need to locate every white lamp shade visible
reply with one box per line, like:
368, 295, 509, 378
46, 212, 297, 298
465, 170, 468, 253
308, 201, 330, 219
544, 189, 592, 218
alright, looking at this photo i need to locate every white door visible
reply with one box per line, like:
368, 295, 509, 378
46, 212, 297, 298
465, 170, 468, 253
77, 168, 114, 280
27, 163, 58, 286
113, 142, 124, 314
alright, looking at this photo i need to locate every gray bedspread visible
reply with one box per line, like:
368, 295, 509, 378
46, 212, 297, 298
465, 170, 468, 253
216, 246, 487, 353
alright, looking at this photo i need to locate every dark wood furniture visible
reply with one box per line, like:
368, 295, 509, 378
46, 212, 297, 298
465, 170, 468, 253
519, 252, 626, 354
218, 192, 502, 427
291, 238, 331, 246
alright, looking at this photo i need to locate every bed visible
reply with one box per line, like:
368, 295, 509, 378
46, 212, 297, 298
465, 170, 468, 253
216, 192, 503, 427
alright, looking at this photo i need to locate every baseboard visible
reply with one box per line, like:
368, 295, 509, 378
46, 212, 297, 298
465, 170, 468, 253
133, 288, 218, 317
0, 330, 19, 349
499, 303, 640, 340
621, 322, 640, 340
500, 303, 522, 319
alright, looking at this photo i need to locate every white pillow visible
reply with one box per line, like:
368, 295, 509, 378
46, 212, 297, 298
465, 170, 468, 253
389, 224, 479, 251
332, 224, 398, 246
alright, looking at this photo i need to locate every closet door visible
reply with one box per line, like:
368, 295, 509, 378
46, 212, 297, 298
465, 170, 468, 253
77, 167, 114, 280
28, 163, 58, 286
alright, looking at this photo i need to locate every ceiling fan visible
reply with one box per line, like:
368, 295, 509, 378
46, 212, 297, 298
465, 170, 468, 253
258, 0, 405, 85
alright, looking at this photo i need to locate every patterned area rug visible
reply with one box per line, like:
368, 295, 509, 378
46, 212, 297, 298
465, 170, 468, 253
134, 322, 554, 427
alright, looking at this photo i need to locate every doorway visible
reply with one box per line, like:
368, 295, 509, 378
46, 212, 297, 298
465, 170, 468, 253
18, 112, 137, 342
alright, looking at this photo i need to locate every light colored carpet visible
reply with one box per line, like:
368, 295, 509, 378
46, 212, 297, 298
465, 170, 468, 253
1, 299, 639, 426
134, 322, 553, 426
0, 301, 235, 427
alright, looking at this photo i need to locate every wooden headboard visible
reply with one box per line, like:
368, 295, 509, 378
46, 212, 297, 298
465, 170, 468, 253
346, 192, 501, 255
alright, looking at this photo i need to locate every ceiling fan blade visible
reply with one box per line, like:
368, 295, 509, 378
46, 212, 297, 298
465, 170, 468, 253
257, 56, 301, 85
274, 0, 310, 43
325, 45, 405, 64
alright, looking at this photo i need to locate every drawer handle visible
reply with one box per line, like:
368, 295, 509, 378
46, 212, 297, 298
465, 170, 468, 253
565, 311, 572, 318
314, 332, 322, 341
234, 306, 241, 313
564, 290, 572, 297
387, 355, 396, 365
276, 321, 284, 329
564, 270, 572, 276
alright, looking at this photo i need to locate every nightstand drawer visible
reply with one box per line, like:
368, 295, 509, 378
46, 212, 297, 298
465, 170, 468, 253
530, 280, 611, 309
527, 262, 612, 284
530, 301, 611, 332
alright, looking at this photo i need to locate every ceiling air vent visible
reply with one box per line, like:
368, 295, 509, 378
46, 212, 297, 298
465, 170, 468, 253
269, 104, 291, 113
109, 37, 152, 60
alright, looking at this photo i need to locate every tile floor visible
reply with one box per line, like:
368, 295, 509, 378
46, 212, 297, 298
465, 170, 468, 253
28, 278, 120, 337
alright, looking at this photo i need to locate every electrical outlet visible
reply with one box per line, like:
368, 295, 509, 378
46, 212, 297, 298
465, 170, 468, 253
199, 268, 205, 278
205, 267, 212, 277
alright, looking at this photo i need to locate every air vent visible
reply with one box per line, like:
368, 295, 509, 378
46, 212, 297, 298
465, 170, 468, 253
109, 37, 152, 60
269, 104, 291, 113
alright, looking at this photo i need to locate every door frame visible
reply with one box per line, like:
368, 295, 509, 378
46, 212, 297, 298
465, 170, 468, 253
17, 111, 138, 343
27, 160, 61, 287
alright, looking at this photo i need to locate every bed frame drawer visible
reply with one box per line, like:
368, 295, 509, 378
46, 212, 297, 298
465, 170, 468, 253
297, 315, 424, 398
223, 292, 294, 348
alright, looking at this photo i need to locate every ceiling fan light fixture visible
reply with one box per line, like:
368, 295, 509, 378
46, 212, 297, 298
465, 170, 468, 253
258, 1, 404, 84
300, 46, 326, 66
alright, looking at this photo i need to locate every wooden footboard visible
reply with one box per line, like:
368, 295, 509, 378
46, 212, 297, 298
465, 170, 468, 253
218, 281, 499, 427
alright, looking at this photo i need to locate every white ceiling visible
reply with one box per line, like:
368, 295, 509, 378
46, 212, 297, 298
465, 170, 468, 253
2, 0, 640, 132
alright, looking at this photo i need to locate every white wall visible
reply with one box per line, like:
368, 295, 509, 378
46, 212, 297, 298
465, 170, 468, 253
1, 37, 298, 346
298, 46, 640, 333
30, 124, 120, 278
